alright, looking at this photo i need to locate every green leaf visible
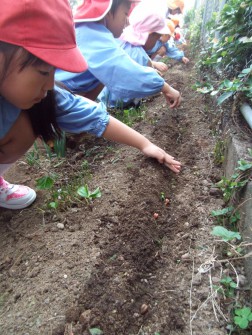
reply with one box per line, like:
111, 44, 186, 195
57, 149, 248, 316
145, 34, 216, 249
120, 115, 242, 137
211, 226, 241, 242
77, 185, 89, 198
36, 176, 54, 190
211, 207, 233, 217
237, 159, 252, 171
234, 316, 248, 329
241, 66, 252, 74
224, 79, 233, 88
217, 91, 234, 105
89, 187, 102, 198
236, 307, 252, 318
230, 211, 240, 223
89, 328, 103, 335
49, 202, 58, 209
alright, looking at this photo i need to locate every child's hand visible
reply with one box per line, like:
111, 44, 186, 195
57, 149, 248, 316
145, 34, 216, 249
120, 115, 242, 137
162, 83, 181, 108
141, 143, 181, 173
182, 57, 189, 64
153, 61, 168, 73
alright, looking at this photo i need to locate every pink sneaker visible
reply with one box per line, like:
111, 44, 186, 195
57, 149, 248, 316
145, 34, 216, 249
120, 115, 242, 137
0, 177, 36, 209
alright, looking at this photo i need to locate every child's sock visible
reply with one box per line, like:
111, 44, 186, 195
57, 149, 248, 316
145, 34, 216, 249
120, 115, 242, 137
0, 163, 13, 178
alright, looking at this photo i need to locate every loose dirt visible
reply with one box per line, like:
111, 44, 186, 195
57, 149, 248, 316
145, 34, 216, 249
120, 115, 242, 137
0, 60, 245, 335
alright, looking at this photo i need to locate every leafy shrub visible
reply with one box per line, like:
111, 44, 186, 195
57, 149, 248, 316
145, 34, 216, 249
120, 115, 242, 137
196, 0, 252, 104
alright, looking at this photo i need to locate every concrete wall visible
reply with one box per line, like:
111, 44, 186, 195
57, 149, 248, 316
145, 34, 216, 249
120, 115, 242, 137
224, 134, 252, 284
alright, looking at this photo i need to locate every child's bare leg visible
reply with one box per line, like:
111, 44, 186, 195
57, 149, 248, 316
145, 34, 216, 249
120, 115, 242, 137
0, 111, 37, 209
156, 46, 166, 57
0, 111, 36, 164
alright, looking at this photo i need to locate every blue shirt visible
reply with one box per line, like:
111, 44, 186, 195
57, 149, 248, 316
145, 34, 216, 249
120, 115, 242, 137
55, 22, 164, 100
0, 86, 109, 140
147, 39, 184, 61
98, 40, 154, 107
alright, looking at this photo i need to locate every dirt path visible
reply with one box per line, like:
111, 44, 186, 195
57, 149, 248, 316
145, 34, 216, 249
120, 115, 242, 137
0, 61, 229, 335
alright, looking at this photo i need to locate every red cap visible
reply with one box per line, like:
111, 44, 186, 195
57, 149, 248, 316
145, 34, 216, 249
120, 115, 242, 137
174, 32, 181, 40
0, 0, 88, 73
74, 0, 140, 22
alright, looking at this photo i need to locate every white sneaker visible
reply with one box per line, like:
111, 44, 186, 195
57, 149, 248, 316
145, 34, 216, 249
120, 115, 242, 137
0, 177, 36, 209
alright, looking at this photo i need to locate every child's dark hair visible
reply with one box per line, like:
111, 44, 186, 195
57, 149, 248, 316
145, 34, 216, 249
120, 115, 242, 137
0, 42, 62, 142
168, 8, 182, 15
110, 0, 132, 15
26, 90, 62, 142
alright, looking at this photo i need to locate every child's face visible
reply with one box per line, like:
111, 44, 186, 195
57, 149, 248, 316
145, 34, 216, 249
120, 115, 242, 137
169, 8, 181, 15
160, 34, 170, 43
105, 2, 131, 38
0, 54, 55, 110
144, 33, 161, 51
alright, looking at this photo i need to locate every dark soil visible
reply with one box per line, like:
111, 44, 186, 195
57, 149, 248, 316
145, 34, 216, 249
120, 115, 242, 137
0, 60, 246, 335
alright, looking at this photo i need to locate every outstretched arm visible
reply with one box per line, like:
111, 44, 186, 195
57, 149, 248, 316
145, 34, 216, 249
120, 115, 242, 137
102, 116, 181, 173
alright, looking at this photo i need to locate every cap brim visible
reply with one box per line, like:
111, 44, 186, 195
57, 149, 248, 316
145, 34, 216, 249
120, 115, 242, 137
156, 26, 171, 35
25, 46, 88, 73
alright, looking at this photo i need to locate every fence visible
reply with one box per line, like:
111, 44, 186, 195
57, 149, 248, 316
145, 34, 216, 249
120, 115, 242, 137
194, 0, 227, 45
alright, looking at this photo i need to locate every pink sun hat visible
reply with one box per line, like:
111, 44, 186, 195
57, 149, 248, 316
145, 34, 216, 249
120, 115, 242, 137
120, 0, 170, 46
74, 0, 140, 22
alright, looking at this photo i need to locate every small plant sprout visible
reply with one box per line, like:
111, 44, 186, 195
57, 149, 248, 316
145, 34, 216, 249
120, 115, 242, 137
43, 132, 66, 159
89, 328, 103, 335
25, 141, 40, 166
36, 175, 56, 190
113, 105, 146, 127
219, 276, 237, 298
53, 132, 66, 158
77, 184, 101, 202
234, 307, 252, 330
160, 192, 165, 201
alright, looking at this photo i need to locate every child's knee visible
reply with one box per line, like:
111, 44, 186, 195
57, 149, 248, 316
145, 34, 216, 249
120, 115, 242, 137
0, 112, 36, 163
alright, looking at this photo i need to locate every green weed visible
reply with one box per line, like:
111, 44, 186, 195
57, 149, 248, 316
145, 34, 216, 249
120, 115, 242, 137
89, 328, 103, 335
211, 206, 240, 226
42, 132, 66, 159
214, 140, 226, 165
234, 307, 252, 330
215, 155, 252, 203
160, 192, 165, 201
77, 184, 101, 203
211, 226, 241, 242
36, 164, 94, 209
25, 141, 40, 166
220, 276, 237, 298
113, 106, 146, 127
194, 0, 252, 104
